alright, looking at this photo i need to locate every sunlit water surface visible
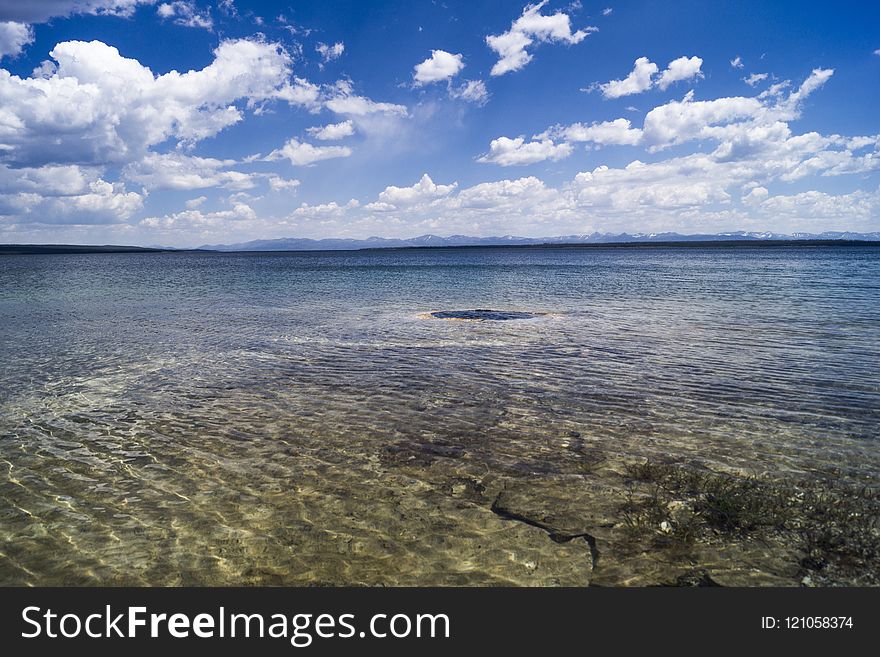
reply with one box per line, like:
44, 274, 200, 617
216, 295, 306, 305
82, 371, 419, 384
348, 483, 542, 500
1, 246, 877, 585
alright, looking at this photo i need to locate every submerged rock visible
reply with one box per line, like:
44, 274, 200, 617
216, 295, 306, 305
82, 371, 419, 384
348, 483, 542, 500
428, 309, 545, 321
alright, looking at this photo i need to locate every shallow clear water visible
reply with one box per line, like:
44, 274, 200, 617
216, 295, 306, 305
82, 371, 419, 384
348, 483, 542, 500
0, 245, 878, 585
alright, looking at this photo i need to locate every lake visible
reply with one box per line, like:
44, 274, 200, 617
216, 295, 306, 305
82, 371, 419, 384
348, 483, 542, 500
1, 245, 878, 585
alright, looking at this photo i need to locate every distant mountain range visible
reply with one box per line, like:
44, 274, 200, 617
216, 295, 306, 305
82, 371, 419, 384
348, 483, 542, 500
4, 231, 879, 256
200, 231, 880, 252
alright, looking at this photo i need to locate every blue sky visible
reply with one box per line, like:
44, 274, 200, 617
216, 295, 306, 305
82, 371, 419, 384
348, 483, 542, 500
0, 0, 878, 246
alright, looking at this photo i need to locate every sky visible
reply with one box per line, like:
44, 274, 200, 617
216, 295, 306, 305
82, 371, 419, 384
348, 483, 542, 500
0, 0, 878, 247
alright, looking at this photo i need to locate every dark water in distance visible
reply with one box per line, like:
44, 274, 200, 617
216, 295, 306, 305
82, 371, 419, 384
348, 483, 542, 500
1, 245, 878, 585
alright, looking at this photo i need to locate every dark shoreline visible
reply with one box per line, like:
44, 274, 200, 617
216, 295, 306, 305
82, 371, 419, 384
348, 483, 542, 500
0, 244, 207, 255
2, 239, 880, 256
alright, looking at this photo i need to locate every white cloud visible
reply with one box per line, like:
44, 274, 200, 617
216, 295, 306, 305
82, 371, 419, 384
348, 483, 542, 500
185, 195, 207, 209
265, 138, 352, 166
377, 174, 457, 206
758, 80, 791, 99
356, 175, 572, 237
290, 199, 359, 219
486, 0, 595, 76
602, 8, 613, 16
217, 0, 236, 17
741, 185, 768, 206
45, 179, 143, 222
306, 120, 354, 140
640, 91, 765, 149
874, 49, 880, 56
156, 1, 212, 30
0, 38, 295, 167
413, 49, 464, 85
656, 55, 703, 90
0, 21, 33, 59
0, 164, 143, 224
477, 136, 573, 166
596, 55, 702, 98
316, 41, 344, 65
455, 176, 560, 211
275, 77, 322, 110
323, 80, 408, 116
544, 118, 642, 145
0, 163, 97, 196
473, 71, 858, 226
141, 201, 256, 231
730, 55, 744, 69
480, 68, 877, 220
598, 57, 658, 98
744, 72, 769, 87
123, 152, 257, 190
755, 188, 880, 223
267, 175, 300, 192
571, 159, 734, 212
0, 1, 156, 23
776, 68, 834, 117
450, 79, 489, 106
636, 69, 834, 151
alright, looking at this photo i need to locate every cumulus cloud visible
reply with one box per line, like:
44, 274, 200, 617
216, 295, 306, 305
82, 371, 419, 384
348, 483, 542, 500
730, 55, 743, 68
639, 91, 764, 149
477, 136, 573, 166
543, 118, 642, 145
598, 56, 658, 98
0, 164, 143, 224
484, 66, 876, 200
755, 188, 880, 222
316, 41, 344, 65
486, 1, 595, 76
413, 49, 464, 85
274, 76, 322, 110
289, 199, 359, 219
0, 35, 413, 231
44, 180, 143, 222
550, 73, 875, 229
345, 144, 877, 237
0, 21, 32, 58
265, 138, 352, 166
596, 55, 702, 98
602, 69, 834, 152
571, 159, 734, 212
741, 185, 768, 206
455, 176, 561, 212
141, 201, 256, 231
449, 79, 490, 106
306, 120, 354, 140
267, 175, 300, 192
656, 55, 703, 90
377, 174, 457, 206
156, 1, 212, 29
123, 152, 257, 190
325, 175, 571, 238
0, 38, 295, 167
